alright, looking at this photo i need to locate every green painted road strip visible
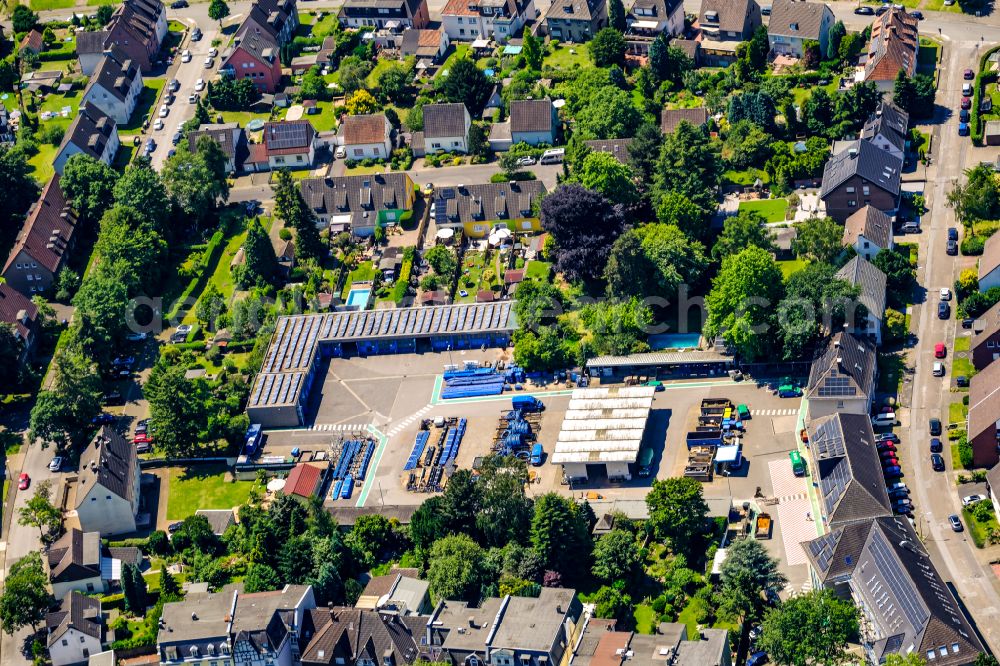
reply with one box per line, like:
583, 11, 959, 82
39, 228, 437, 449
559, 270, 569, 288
430, 376, 735, 405
356, 424, 388, 507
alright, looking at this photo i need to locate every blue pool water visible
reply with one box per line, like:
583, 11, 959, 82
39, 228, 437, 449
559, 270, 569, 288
648, 333, 702, 350
346, 288, 370, 308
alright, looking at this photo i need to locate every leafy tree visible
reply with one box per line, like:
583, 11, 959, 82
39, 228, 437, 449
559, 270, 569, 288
375, 62, 411, 104
589, 28, 626, 68
893, 69, 916, 114
947, 165, 1000, 225
975, 654, 1000, 666
345, 89, 379, 115
646, 478, 708, 553
428, 534, 485, 601
580, 298, 652, 356
885, 654, 927, 666
171, 514, 221, 555
439, 468, 478, 533
475, 457, 533, 549
803, 88, 835, 137
29, 350, 102, 449
719, 538, 787, 623
737, 25, 770, 77
792, 216, 842, 263
757, 589, 859, 666
208, 0, 230, 26
722, 120, 772, 170
705, 246, 785, 360
273, 170, 323, 260
911, 73, 936, 119
627, 121, 663, 184
592, 529, 639, 583
122, 562, 147, 614
206, 77, 262, 110
300, 65, 330, 101
778, 263, 860, 360
608, 0, 626, 31
60, 154, 118, 224
648, 37, 691, 86
827, 20, 846, 60
513, 325, 574, 371
162, 141, 229, 221
18, 480, 61, 543
711, 209, 774, 261
514, 280, 564, 332
11, 5, 38, 33
884, 307, 907, 342
605, 224, 708, 299
410, 495, 448, 554
575, 88, 642, 140
196, 282, 227, 330
439, 58, 491, 113
530, 493, 592, 582
94, 206, 167, 293
0, 145, 40, 251
145, 364, 211, 457
872, 247, 916, 308
424, 244, 457, 278
656, 190, 708, 242
652, 120, 721, 213
244, 563, 281, 592
540, 184, 626, 283
835, 80, 880, 130
575, 151, 638, 205
728, 91, 777, 132
0, 552, 51, 634
522, 34, 543, 70
468, 121, 489, 159
591, 585, 633, 622
113, 160, 171, 233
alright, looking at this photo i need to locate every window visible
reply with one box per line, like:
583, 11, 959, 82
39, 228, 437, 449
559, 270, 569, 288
62, 640, 68, 647
80, 636, 87, 643
862, 186, 870, 195
473, 224, 485, 233
837, 400, 844, 408
458, 16, 463, 22
927, 651, 936, 660
460, 28, 465, 34
353, 148, 363, 156
106, 495, 112, 500
848, 200, 856, 207
86, 583, 94, 592
863, 242, 869, 248
521, 221, 532, 230
952, 644, 960, 654
296, 155, 304, 162
846, 186, 855, 193
939, 647, 948, 657
374, 147, 380, 156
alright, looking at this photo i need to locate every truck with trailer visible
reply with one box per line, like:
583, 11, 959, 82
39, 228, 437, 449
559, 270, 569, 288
637, 447, 654, 477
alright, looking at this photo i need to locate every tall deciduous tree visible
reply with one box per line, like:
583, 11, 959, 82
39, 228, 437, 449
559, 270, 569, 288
18, 480, 62, 543
608, 0, 626, 31
711, 209, 774, 261
645, 477, 709, 554
575, 151, 639, 205
605, 224, 708, 299
627, 121, 663, 184
475, 457, 533, 548
0, 144, 39, 251
757, 589, 859, 666
589, 27, 627, 68
144, 364, 211, 457
652, 120, 722, 213
522, 34, 543, 70
540, 184, 625, 283
791, 216, 842, 264
438, 58, 491, 113
591, 529, 639, 583
719, 538, 787, 623
530, 493, 592, 582
59, 154, 117, 224
113, 160, 171, 234
574, 87, 643, 140
0, 552, 51, 634
208, 0, 230, 25
29, 350, 102, 449
705, 246, 785, 361
427, 534, 485, 601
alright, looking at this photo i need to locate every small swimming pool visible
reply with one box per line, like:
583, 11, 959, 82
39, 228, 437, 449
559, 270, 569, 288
346, 288, 370, 309
649, 333, 702, 350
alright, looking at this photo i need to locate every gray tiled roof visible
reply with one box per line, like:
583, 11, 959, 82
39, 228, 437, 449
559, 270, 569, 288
432, 181, 546, 227
489, 588, 578, 652
545, 0, 603, 22
76, 30, 110, 55
59, 103, 117, 163
699, 0, 759, 34
628, 0, 682, 20
861, 101, 909, 152
584, 138, 633, 162
843, 205, 893, 250
85, 47, 140, 103
820, 139, 902, 198
809, 412, 893, 527
231, 27, 279, 67
510, 99, 554, 134
301, 173, 412, 224
836, 256, 887, 321
806, 330, 876, 402
76, 426, 137, 506
47, 529, 101, 582
971, 298, 1000, 350
188, 123, 248, 166
47, 592, 102, 646
422, 103, 468, 139
968, 359, 1000, 440
768, 0, 831, 40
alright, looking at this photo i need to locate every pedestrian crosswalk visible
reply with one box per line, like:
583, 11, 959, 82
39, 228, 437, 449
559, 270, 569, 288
386, 405, 434, 437
768, 458, 814, 567
307, 423, 370, 432
755, 408, 799, 416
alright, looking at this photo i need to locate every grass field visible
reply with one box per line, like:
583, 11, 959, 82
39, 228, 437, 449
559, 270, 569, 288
28, 143, 60, 184
777, 258, 809, 278
525, 260, 551, 282
439, 44, 471, 78
738, 198, 788, 222
29, 0, 75, 10
962, 505, 999, 548
543, 43, 589, 71
341, 261, 377, 299
722, 168, 770, 188
952, 334, 973, 382
166, 465, 257, 520
120, 79, 167, 132
949, 401, 968, 426
633, 604, 656, 635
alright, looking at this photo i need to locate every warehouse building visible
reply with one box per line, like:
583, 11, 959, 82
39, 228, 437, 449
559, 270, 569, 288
247, 302, 517, 427
551, 386, 656, 483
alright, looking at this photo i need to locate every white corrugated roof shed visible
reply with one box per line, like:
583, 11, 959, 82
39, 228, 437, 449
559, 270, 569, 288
552, 386, 654, 464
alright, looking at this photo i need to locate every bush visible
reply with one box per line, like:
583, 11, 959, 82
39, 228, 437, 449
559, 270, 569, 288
490, 171, 536, 182
279, 227, 292, 241
959, 440, 975, 469
962, 235, 986, 256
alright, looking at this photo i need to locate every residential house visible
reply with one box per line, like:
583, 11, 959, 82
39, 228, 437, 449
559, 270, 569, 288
237, 0, 300, 47
987, 463, 1000, 526
76, 31, 111, 76
20, 29, 44, 55
842, 205, 894, 261
47, 593, 105, 666
300, 607, 424, 666
80, 48, 143, 125
338, 0, 430, 30
378, 248, 404, 280
157, 586, 234, 665
545, 0, 607, 42
835, 256, 888, 344
967, 359, 1000, 468
819, 140, 902, 222
400, 28, 450, 61
356, 568, 431, 615
341, 113, 393, 160
97, 0, 168, 72
283, 462, 327, 500
805, 330, 877, 419
442, 0, 536, 42
301, 173, 416, 237
260, 120, 318, 170
510, 98, 558, 145
860, 101, 909, 162
431, 181, 547, 238
696, 0, 761, 66
624, 0, 684, 54
661, 107, 708, 134
671, 37, 700, 64
420, 103, 472, 154
573, 619, 730, 666
803, 517, 986, 665
188, 123, 249, 174
979, 232, 1000, 292
220, 29, 283, 93
806, 413, 892, 528
47, 528, 142, 599
767, 0, 834, 59
276, 239, 296, 275
972, 300, 1000, 370
2, 175, 79, 297
74, 427, 141, 536
0, 107, 15, 144
584, 138, 633, 163
0, 283, 38, 364
195, 509, 236, 536
863, 7, 919, 91
53, 104, 119, 175
425, 588, 583, 665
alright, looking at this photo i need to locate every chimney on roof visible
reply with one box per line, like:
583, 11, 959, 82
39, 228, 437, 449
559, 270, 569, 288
836, 356, 843, 366
849, 147, 858, 158
833, 340, 841, 348
468, 616, 476, 628
16, 309, 28, 324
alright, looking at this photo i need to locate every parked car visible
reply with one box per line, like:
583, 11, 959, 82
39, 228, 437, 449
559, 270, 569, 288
877, 432, 900, 443
170, 0, 188, 6
875, 4, 889, 14
92, 412, 115, 424
959, 123, 970, 136
935, 343, 947, 358
136, 441, 151, 453
949, 514, 963, 531
158, 104, 169, 118
962, 96, 972, 110
181, 49, 191, 63
126, 331, 148, 342
191, 27, 202, 40
957, 375, 969, 387
195, 78, 205, 91
48, 457, 63, 472
18, 473, 29, 490
516, 156, 536, 166
760, 5, 771, 14
883, 465, 902, 477
931, 453, 946, 471
888, 481, 908, 492
134, 433, 152, 444
778, 384, 802, 398
962, 317, 975, 328
963, 494, 986, 506
938, 302, 951, 319
965, 68, 975, 80
963, 82, 974, 96
900, 220, 921, 233
208, 47, 218, 57
940, 287, 952, 301
930, 438, 943, 453
882, 456, 899, 467
171, 324, 192, 342
854, 5, 874, 12
172, 131, 183, 145
153, 118, 164, 131
113, 356, 135, 367
878, 442, 897, 453
169, 78, 180, 92
948, 227, 959, 241
747, 652, 769, 666
948, 237, 959, 254
204, 57, 214, 68
188, 93, 198, 104
872, 413, 897, 427
167, 521, 184, 533
960, 109, 971, 123
929, 418, 942, 436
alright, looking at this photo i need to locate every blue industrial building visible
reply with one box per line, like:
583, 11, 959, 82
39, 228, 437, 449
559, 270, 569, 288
247, 302, 517, 427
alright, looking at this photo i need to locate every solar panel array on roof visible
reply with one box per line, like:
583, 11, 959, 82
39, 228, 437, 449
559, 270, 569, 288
818, 375, 858, 397
249, 372, 305, 407
267, 122, 310, 150
867, 529, 930, 631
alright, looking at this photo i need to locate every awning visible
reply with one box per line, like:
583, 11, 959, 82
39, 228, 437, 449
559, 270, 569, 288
472, 38, 490, 49
631, 20, 659, 29
502, 44, 522, 55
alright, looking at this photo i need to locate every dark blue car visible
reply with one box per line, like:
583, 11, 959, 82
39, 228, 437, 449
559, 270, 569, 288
959, 122, 970, 136
747, 652, 770, 666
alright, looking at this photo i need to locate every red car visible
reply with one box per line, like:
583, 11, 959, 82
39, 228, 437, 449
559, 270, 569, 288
133, 433, 152, 444
878, 442, 897, 452
935, 343, 947, 358
883, 457, 900, 467
880, 449, 897, 458
18, 473, 30, 490
962, 97, 972, 110
965, 68, 975, 80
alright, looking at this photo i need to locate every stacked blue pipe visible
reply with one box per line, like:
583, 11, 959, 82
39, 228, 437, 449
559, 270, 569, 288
441, 369, 505, 399
403, 431, 430, 471
357, 441, 375, 479
341, 474, 353, 499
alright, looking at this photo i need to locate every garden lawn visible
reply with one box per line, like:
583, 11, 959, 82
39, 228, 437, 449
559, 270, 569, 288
776, 258, 808, 278
456, 251, 500, 303
738, 198, 787, 223
309, 13, 339, 38
525, 260, 551, 282
543, 43, 589, 70
633, 604, 656, 635
120, 79, 166, 132
28, 143, 60, 184
87, 0, 116, 5
29, 0, 75, 9
952, 355, 973, 382
677, 597, 709, 638
282, 101, 337, 132
962, 505, 999, 548
166, 464, 257, 520
949, 401, 968, 426
439, 44, 471, 78
207, 218, 265, 302
954, 335, 970, 353
218, 110, 273, 128
341, 261, 377, 299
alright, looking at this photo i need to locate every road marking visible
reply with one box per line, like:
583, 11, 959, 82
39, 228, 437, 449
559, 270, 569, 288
355, 424, 388, 507
429, 376, 735, 405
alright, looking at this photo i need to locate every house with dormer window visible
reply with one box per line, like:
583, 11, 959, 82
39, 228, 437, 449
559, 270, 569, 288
766, 0, 833, 58
805, 330, 877, 420
300, 174, 416, 237
431, 181, 546, 238
442, 0, 535, 42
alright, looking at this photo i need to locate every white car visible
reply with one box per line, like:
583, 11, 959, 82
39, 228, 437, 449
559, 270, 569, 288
940, 287, 952, 301
195, 79, 205, 91
153, 118, 164, 130
181, 49, 192, 63
335, 145, 346, 159
204, 57, 214, 68
158, 104, 169, 118
933, 361, 945, 376
188, 93, 198, 103
871, 413, 897, 427
208, 47, 218, 57
48, 457, 63, 472
962, 494, 986, 506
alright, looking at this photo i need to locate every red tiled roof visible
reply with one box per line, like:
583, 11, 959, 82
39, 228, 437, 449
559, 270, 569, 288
0, 282, 38, 341
343, 114, 388, 146
2, 175, 77, 275
284, 463, 323, 498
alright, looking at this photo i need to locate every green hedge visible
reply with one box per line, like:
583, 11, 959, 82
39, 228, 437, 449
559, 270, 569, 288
166, 231, 225, 321
962, 236, 985, 256
971, 45, 1000, 145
